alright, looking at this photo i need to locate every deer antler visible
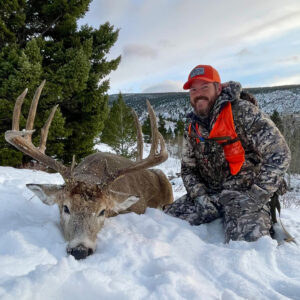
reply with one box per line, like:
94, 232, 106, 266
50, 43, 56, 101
103, 100, 167, 189
5, 81, 71, 179
131, 108, 143, 162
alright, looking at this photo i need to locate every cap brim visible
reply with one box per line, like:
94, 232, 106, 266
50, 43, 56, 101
183, 77, 215, 90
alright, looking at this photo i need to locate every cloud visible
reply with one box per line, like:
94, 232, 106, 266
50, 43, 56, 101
276, 56, 300, 65
79, 0, 300, 93
239, 11, 300, 44
268, 74, 300, 86
158, 39, 176, 48
142, 80, 184, 93
236, 48, 253, 57
123, 44, 158, 59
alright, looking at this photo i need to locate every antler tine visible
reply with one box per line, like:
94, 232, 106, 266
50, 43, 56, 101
102, 100, 168, 189
5, 81, 71, 179
131, 108, 143, 162
25, 80, 46, 142
70, 155, 76, 174
39, 104, 58, 154
147, 100, 162, 156
12, 88, 28, 130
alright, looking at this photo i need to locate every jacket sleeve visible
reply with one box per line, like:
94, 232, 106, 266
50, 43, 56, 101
181, 131, 210, 198
236, 100, 291, 197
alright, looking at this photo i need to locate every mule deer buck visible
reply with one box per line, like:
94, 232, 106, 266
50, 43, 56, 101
5, 81, 173, 260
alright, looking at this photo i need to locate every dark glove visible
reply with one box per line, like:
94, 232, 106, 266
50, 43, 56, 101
246, 184, 270, 205
219, 184, 270, 210
194, 194, 220, 207
219, 190, 242, 206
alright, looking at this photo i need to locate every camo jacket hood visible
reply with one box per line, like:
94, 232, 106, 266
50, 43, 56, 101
182, 81, 290, 199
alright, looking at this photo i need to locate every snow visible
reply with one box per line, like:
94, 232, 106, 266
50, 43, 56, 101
0, 146, 300, 300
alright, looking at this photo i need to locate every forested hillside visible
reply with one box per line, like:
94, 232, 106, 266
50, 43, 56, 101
109, 84, 300, 119
109, 84, 300, 174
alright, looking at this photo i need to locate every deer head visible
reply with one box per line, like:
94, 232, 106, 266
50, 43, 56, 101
5, 81, 170, 259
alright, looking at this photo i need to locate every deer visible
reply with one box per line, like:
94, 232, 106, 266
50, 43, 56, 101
5, 81, 173, 260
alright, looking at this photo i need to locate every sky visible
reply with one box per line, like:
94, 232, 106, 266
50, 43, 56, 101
78, 0, 300, 94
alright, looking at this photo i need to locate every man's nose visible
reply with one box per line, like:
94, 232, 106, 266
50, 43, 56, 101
192, 89, 203, 97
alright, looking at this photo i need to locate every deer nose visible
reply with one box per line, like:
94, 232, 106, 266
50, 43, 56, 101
67, 244, 93, 260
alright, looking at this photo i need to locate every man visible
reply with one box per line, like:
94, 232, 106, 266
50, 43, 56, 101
164, 65, 291, 243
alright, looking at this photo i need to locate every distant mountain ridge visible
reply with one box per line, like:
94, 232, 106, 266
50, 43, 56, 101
109, 84, 300, 121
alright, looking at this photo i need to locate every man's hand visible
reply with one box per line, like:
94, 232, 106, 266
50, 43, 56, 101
246, 184, 270, 204
219, 185, 270, 212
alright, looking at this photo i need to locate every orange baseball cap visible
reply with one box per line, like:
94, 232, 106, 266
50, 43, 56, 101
183, 65, 221, 90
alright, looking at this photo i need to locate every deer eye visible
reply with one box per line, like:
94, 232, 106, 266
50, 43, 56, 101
98, 209, 105, 217
63, 205, 70, 214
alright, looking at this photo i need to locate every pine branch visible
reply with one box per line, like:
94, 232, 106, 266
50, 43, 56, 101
40, 13, 63, 37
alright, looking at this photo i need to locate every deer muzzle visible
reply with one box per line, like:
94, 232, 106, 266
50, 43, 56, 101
67, 244, 94, 260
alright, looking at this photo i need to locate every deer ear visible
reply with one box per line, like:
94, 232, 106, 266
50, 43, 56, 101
26, 184, 65, 205
112, 195, 140, 213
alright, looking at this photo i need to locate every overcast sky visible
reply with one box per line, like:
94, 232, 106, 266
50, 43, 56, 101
78, 0, 300, 94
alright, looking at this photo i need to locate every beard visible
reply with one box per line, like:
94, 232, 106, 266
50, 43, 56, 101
191, 95, 216, 116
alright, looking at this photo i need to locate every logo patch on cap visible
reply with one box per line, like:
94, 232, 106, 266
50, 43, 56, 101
190, 67, 205, 78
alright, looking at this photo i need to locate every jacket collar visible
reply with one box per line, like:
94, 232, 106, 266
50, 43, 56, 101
187, 81, 242, 130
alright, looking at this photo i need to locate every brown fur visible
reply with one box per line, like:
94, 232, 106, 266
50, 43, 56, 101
5, 82, 174, 259
74, 152, 173, 215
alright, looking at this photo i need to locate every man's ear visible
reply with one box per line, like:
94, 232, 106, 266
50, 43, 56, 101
26, 184, 65, 205
216, 82, 222, 96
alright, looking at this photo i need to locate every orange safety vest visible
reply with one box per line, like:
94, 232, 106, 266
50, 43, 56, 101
188, 102, 245, 175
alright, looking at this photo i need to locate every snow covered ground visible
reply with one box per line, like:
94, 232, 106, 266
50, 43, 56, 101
0, 145, 300, 300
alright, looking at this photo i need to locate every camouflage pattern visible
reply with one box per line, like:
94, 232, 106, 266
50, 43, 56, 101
164, 81, 291, 242
164, 194, 223, 225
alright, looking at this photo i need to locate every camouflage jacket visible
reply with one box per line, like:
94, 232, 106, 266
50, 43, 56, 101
182, 81, 291, 200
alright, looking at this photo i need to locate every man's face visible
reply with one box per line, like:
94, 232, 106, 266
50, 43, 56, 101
189, 80, 221, 116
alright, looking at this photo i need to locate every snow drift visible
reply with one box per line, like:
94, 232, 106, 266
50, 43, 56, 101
0, 155, 300, 299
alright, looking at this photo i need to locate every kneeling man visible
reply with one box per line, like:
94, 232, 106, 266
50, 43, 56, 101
164, 65, 290, 242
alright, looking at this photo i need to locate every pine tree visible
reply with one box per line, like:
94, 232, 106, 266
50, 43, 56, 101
270, 110, 283, 133
174, 120, 185, 136
101, 93, 136, 158
142, 115, 151, 143
0, 1, 120, 166
0, 39, 68, 166
166, 127, 173, 139
0, 0, 26, 47
158, 115, 167, 138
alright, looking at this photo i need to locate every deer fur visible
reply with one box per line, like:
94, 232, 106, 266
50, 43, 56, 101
5, 81, 173, 260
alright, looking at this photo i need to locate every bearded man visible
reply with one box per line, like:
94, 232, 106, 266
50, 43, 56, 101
164, 65, 290, 242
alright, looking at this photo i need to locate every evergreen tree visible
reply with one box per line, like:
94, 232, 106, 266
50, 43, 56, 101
158, 115, 173, 140
159, 115, 176, 141
158, 115, 167, 138
0, 39, 68, 166
166, 127, 173, 139
142, 115, 151, 143
0, 0, 120, 166
174, 120, 185, 136
0, 0, 26, 47
101, 93, 136, 158
270, 110, 283, 133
